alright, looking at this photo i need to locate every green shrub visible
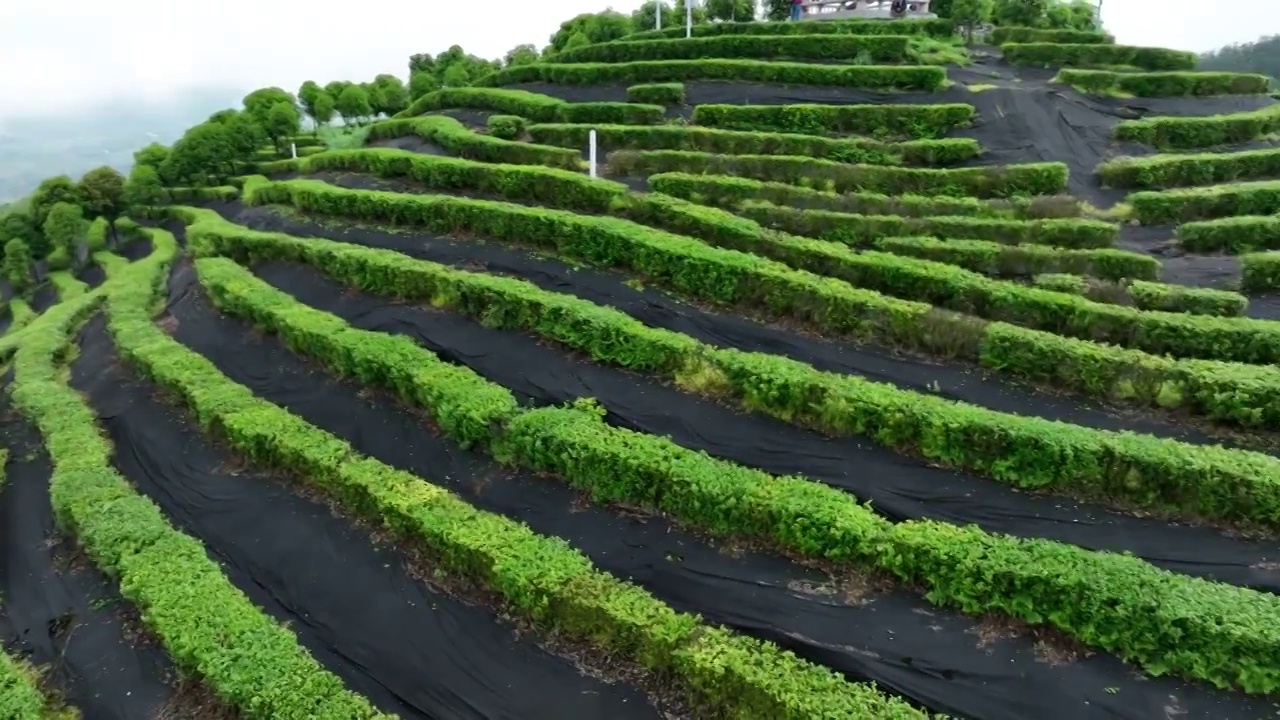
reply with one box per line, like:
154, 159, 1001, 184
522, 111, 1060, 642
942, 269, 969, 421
1242, 251, 1280, 291
167, 186, 239, 202
527, 123, 979, 166
193, 220, 1280, 696
625, 17, 956, 40
650, 171, 1084, 218
1057, 69, 1270, 97
176, 250, 929, 720
1030, 272, 1087, 294
1176, 215, 1280, 253
1032, 273, 1247, 316
365, 115, 583, 169
1129, 181, 1280, 223
398, 87, 665, 125
1003, 43, 1196, 71
485, 114, 526, 140
554, 34, 913, 65
626, 82, 685, 105
691, 102, 974, 139
1100, 148, 1280, 189
476, 60, 947, 91
7, 229, 389, 720
989, 27, 1113, 44
608, 150, 1067, 198
243, 176, 1280, 430
877, 236, 1158, 281
1115, 105, 1280, 149
0, 633, 60, 720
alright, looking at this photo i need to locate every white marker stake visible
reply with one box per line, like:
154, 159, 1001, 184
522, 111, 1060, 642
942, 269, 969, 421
686, 0, 692, 37
656, 1, 661, 29
291, 142, 298, 159
588, 129, 598, 178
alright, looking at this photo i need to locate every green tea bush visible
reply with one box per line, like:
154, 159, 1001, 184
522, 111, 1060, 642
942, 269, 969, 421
1128, 181, 1280, 223
625, 17, 955, 41
527, 123, 979, 166
242, 176, 1280, 430
1003, 43, 1196, 71
1031, 273, 1247, 316
1242, 251, 1280, 291
1100, 148, 1280, 189
191, 221, 1280, 695
691, 102, 974, 139
365, 115, 583, 169
398, 87, 665, 124
608, 149, 1067, 198
989, 27, 1113, 44
477, 60, 947, 91
877, 236, 1158, 281
485, 114, 526, 140
1115, 105, 1280, 149
626, 82, 685, 105
1176, 215, 1280, 253
1057, 69, 1270, 97
554, 34, 913, 65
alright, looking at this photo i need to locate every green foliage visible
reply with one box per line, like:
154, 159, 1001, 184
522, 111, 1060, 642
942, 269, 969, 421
399, 86, 665, 125
555, 34, 915, 65
311, 91, 335, 129
875, 236, 1158, 281
477, 59, 947, 91
1100, 148, 1280, 189
132, 142, 170, 171
334, 85, 373, 125
29, 176, 80, 228
1198, 34, 1280, 86
160, 121, 240, 187
1128, 181, 1280, 224
1176, 215, 1280, 254
628, 1, 709, 32
531, 122, 980, 166
408, 70, 439, 101
691, 102, 975, 139
41, 202, 87, 265
3, 238, 31, 291
485, 114, 526, 140
190, 217, 1280, 696
607, 149, 1069, 198
1030, 273, 1247, 316
1056, 69, 1271, 97
0, 647, 66, 720
949, 0, 994, 39
0, 211, 41, 252
1115, 104, 1280, 149
407, 45, 501, 93
1241, 251, 1280, 291
704, 0, 755, 21
992, 0, 1049, 26
368, 74, 409, 116
1002, 43, 1197, 71
625, 82, 685, 106
624, 17, 957, 40
366, 116, 582, 169
989, 26, 1111, 44
76, 166, 128, 240
503, 43, 540, 67
548, 10, 633, 53
245, 170, 1280, 431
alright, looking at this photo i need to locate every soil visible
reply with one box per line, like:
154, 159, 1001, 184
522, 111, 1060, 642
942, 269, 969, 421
76, 263, 106, 290
157, 249, 1273, 720
29, 284, 57, 313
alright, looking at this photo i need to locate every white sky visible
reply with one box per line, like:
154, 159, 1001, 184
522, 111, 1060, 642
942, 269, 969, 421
0, 0, 1276, 120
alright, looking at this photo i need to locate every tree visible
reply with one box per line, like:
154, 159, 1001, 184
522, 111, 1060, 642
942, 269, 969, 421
409, 53, 436, 75
408, 70, 440, 101
504, 44, 540, 67
42, 201, 88, 265
324, 80, 353, 100
1201, 35, 1280, 84
992, 0, 1048, 26
242, 87, 296, 123
312, 91, 336, 129
950, 0, 994, 40
265, 101, 302, 154
4, 238, 32, 292
1043, 0, 1099, 31
161, 122, 237, 186
0, 211, 39, 250
441, 64, 471, 88
562, 31, 592, 52
705, 0, 753, 22
369, 74, 409, 116
335, 85, 373, 125
29, 176, 80, 228
125, 164, 168, 209
77, 166, 127, 245
133, 142, 170, 170
298, 80, 325, 132
763, 0, 791, 21
549, 12, 631, 52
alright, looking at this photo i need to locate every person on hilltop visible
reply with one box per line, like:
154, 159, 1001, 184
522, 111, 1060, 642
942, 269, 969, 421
791, 0, 804, 21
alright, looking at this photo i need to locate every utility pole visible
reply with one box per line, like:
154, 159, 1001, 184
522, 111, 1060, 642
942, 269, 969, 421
686, 0, 693, 38
656, 0, 662, 29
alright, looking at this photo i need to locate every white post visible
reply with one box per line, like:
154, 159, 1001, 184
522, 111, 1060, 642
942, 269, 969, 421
588, 129, 597, 178
291, 141, 298, 159
685, 0, 692, 37
656, 1, 661, 29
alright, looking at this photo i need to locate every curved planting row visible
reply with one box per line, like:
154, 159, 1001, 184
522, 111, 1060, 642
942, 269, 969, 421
6, 231, 391, 719
1028, 273, 1247, 316
187, 216, 1280, 695
526, 123, 979, 166
1100, 147, 1280, 190
873, 236, 1157, 281
1116, 104, 1280, 150
1001, 42, 1195, 71
363, 115, 583, 170
989, 27, 1113, 45
398, 86, 666, 124
1127, 180, 1280, 224
122, 213, 930, 720
688, 102, 974, 139
244, 169, 1280, 433
553, 34, 918, 65
1055, 68, 1271, 97
476, 59, 947, 91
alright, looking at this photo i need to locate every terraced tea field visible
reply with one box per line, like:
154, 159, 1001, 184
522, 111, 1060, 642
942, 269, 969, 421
4, 17, 1280, 720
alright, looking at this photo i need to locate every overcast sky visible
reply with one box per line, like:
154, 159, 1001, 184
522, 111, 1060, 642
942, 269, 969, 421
0, 0, 1276, 120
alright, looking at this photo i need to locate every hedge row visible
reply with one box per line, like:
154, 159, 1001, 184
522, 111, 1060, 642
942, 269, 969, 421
1129, 180, 1280, 224
1242, 251, 1280, 291
608, 150, 1068, 198
365, 115, 583, 170
168, 186, 241, 202
1002, 43, 1196, 72
877, 236, 1158, 281
1115, 105, 1280, 150
1100, 147, 1280, 189
738, 201, 1116, 248
527, 122, 980, 166
554, 34, 914, 65
744, 201, 1280, 363
625, 17, 956, 41
690, 102, 974, 139
397, 86, 665, 125
1030, 273, 1247, 316
626, 82, 684, 105
48, 271, 88, 300
243, 175, 1280, 430
989, 27, 1113, 45
161, 250, 930, 719
649, 171, 1085, 219
1057, 69, 1271, 97
486, 114, 526, 140
476, 60, 948, 91
7, 231, 389, 719
1176, 215, 1280, 254
190, 220, 1280, 694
